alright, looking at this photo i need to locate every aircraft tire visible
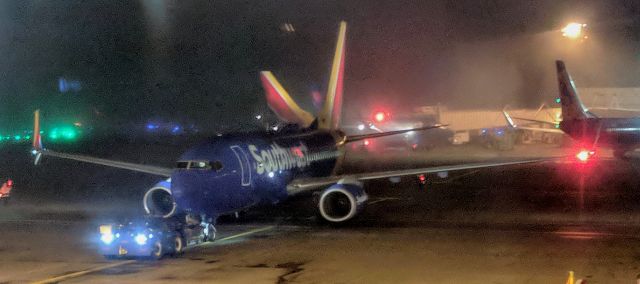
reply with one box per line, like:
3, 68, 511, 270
205, 224, 217, 242
150, 240, 164, 260
172, 235, 184, 256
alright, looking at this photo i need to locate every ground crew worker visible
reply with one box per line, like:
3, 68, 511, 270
0, 179, 13, 205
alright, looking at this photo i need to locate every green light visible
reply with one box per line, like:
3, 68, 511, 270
49, 128, 59, 140
555, 97, 561, 104
14, 135, 21, 141
48, 126, 79, 141
61, 128, 77, 139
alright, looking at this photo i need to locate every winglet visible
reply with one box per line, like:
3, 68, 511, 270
260, 71, 315, 127
318, 21, 347, 130
556, 60, 595, 120
32, 110, 43, 165
502, 110, 517, 128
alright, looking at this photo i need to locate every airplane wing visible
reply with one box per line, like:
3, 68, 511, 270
510, 116, 559, 127
34, 149, 173, 177
588, 107, 640, 113
31, 110, 173, 177
345, 124, 446, 143
286, 157, 559, 195
510, 126, 564, 134
503, 110, 565, 134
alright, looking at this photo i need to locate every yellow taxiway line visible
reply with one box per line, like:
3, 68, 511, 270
30, 225, 276, 284
214, 225, 275, 243
31, 260, 136, 284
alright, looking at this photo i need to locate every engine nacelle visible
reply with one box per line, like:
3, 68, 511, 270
318, 180, 368, 223
143, 179, 177, 218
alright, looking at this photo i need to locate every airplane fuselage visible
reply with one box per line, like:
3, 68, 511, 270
561, 117, 640, 150
169, 130, 342, 217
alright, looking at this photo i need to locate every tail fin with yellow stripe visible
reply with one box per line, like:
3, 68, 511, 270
259, 21, 347, 130
318, 21, 346, 130
260, 71, 315, 127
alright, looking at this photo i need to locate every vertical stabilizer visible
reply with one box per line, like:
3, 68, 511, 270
318, 21, 347, 130
556, 60, 594, 120
32, 110, 42, 150
32, 110, 43, 165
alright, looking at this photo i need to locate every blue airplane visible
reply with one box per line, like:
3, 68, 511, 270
505, 61, 640, 162
556, 60, 640, 160
31, 22, 550, 234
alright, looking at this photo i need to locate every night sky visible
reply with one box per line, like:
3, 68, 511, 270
0, 0, 639, 133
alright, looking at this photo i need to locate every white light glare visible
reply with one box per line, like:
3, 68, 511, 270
357, 124, 365, 131
135, 233, 148, 245
101, 233, 114, 245
562, 22, 586, 39
576, 149, 594, 162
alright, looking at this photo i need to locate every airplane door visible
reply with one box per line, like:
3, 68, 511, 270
230, 145, 252, 187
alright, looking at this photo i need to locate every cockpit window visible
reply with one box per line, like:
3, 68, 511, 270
190, 161, 210, 169
211, 161, 223, 171
176, 161, 189, 169
175, 160, 222, 171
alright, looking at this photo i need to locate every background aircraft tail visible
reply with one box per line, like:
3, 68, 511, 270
556, 60, 595, 120
260, 21, 347, 131
32, 109, 42, 151
318, 21, 346, 130
260, 71, 315, 127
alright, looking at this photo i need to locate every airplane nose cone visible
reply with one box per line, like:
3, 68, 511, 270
171, 171, 207, 213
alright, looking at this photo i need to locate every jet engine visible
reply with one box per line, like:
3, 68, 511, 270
317, 180, 368, 222
143, 179, 177, 218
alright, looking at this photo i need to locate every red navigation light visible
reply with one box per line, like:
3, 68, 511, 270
6, 179, 12, 187
363, 139, 371, 146
374, 111, 386, 122
576, 149, 595, 162
418, 174, 427, 183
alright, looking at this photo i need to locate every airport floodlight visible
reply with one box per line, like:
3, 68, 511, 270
562, 22, 587, 39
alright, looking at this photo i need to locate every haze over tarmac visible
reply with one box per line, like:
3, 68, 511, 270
1, 0, 639, 132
